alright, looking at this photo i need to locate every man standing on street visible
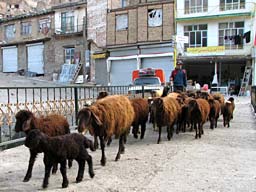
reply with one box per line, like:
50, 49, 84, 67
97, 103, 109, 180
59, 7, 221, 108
170, 60, 187, 92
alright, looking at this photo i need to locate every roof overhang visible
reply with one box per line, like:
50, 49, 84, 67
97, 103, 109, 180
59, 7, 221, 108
176, 12, 252, 22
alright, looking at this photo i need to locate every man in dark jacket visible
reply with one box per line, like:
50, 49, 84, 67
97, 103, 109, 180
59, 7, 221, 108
170, 60, 187, 92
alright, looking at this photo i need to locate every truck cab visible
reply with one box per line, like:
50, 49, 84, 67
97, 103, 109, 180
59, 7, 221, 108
128, 68, 165, 96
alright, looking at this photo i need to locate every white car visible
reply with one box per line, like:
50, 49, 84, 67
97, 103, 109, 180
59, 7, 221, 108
128, 76, 164, 96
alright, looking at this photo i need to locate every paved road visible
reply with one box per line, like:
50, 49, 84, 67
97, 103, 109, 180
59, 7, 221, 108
0, 96, 255, 192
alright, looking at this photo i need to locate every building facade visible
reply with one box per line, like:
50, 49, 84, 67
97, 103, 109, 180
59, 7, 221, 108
176, 0, 256, 92
0, 0, 87, 79
94, 0, 175, 86
0, 10, 54, 75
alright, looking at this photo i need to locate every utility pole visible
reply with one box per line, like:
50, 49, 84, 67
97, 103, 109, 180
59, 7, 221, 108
83, 7, 88, 83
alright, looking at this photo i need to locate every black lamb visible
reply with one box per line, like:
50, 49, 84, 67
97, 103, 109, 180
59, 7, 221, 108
25, 129, 95, 189
14, 110, 71, 182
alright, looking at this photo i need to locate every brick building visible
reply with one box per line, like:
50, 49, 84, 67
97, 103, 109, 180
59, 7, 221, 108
94, 0, 175, 85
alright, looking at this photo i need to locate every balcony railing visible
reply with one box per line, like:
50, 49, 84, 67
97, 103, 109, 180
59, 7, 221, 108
54, 24, 84, 35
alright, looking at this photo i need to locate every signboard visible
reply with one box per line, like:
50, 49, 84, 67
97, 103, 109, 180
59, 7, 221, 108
92, 53, 107, 59
175, 35, 189, 43
187, 46, 225, 56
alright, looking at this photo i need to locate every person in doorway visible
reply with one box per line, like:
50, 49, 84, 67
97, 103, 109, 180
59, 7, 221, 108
170, 60, 187, 92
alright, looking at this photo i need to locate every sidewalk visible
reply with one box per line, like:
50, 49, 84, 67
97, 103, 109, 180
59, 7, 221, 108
0, 72, 59, 87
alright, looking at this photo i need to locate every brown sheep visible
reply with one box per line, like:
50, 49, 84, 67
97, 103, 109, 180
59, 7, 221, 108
25, 129, 95, 189
14, 110, 71, 182
212, 92, 225, 114
187, 98, 210, 139
97, 91, 109, 100
150, 96, 180, 144
223, 97, 235, 127
130, 98, 149, 139
77, 95, 135, 166
208, 98, 221, 129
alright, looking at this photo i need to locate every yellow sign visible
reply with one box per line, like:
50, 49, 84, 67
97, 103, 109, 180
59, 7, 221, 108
187, 46, 225, 56
91, 53, 107, 59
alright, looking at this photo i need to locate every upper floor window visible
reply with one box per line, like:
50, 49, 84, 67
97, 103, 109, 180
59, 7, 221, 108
21, 22, 32, 35
219, 21, 244, 49
185, 0, 208, 14
61, 12, 74, 33
116, 14, 128, 30
220, 0, 245, 11
39, 18, 50, 34
184, 24, 207, 48
64, 47, 75, 64
4, 24, 16, 40
121, 0, 127, 8
148, 9, 162, 27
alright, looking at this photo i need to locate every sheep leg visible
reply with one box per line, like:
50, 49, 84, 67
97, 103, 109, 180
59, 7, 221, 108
115, 134, 125, 161
52, 163, 58, 174
107, 137, 112, 146
42, 159, 52, 188
68, 159, 73, 168
140, 123, 146, 139
23, 149, 37, 182
99, 136, 106, 166
198, 124, 202, 138
76, 159, 85, 183
132, 124, 139, 139
195, 124, 198, 139
60, 160, 69, 188
157, 126, 162, 144
94, 135, 99, 149
176, 122, 180, 134
85, 154, 95, 178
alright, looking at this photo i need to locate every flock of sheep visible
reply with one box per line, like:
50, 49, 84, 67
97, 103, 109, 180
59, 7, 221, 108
13, 89, 235, 189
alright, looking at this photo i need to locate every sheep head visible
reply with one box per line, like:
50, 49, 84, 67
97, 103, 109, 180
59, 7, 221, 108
15, 110, 34, 133
25, 129, 43, 150
97, 91, 108, 100
188, 99, 198, 113
77, 108, 103, 135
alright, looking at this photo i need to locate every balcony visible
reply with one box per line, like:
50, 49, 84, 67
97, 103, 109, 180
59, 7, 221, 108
54, 24, 84, 36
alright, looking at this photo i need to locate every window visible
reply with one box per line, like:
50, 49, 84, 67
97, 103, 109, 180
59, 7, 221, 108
64, 48, 75, 64
39, 18, 50, 34
148, 9, 162, 27
21, 22, 32, 35
218, 21, 244, 49
116, 14, 128, 30
184, 24, 207, 48
220, 0, 245, 11
121, 0, 127, 8
4, 24, 15, 40
61, 12, 74, 33
184, 0, 208, 14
